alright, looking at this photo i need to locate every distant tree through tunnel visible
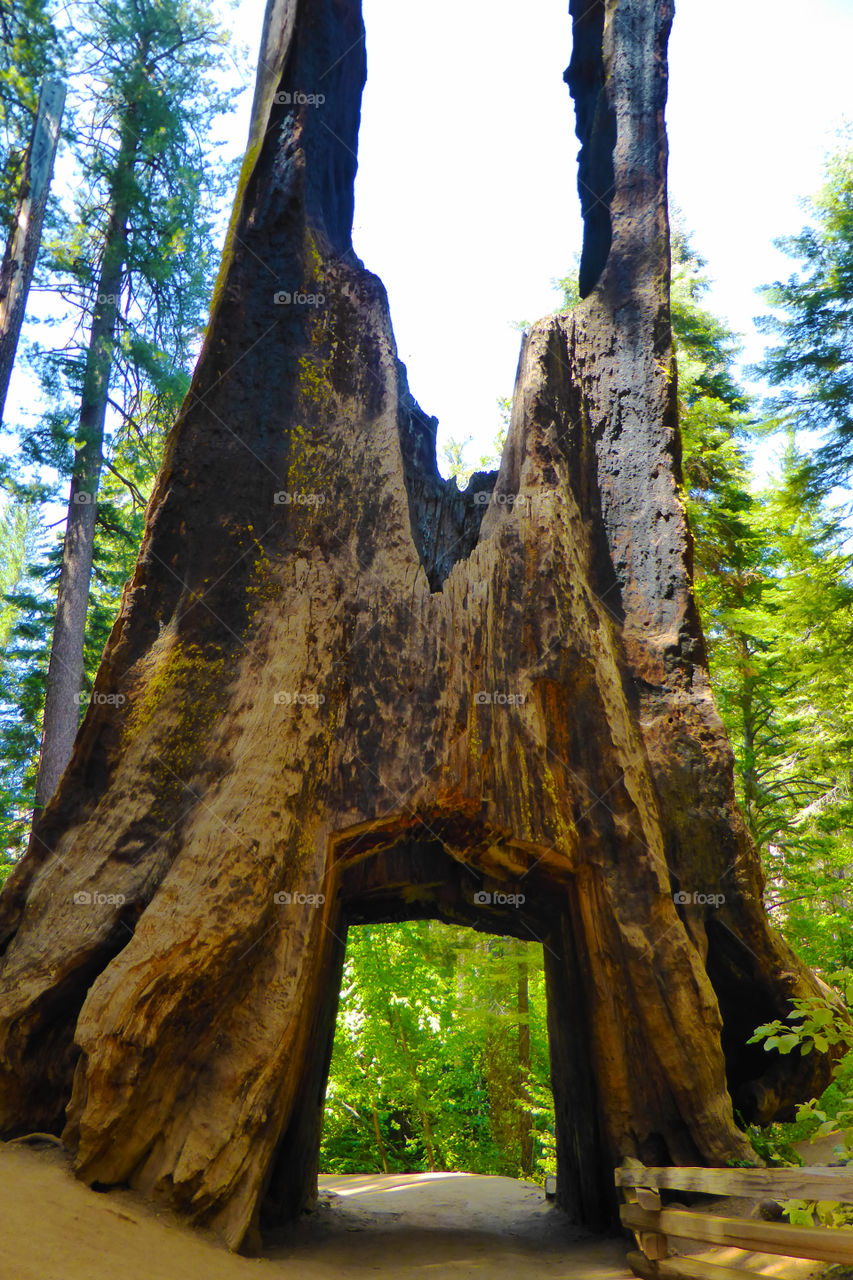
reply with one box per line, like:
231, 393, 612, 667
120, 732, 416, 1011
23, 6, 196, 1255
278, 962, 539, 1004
319, 922, 551, 1186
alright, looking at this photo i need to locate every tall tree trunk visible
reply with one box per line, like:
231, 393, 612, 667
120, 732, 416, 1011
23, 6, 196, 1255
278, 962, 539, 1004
369, 1092, 390, 1174
516, 950, 534, 1177
738, 634, 760, 844
0, 77, 65, 428
384, 989, 439, 1171
34, 121, 137, 812
372, 934, 438, 1170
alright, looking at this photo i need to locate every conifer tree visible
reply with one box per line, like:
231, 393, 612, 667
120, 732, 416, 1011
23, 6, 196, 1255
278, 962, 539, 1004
30, 0, 232, 809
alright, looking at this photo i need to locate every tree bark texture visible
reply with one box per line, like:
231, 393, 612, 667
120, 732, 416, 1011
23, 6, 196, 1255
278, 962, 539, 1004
0, 0, 834, 1254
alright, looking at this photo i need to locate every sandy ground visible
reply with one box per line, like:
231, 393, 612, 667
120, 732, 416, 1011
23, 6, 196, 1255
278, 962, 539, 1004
0, 1140, 632, 1280
0, 1133, 844, 1280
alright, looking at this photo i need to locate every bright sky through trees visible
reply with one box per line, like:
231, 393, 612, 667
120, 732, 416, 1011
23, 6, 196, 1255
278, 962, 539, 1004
5, 0, 853, 472
248, 0, 850, 469
351, 0, 853, 466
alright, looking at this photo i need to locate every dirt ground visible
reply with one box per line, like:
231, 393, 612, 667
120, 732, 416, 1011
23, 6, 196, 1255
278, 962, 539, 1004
0, 1135, 840, 1280
0, 1140, 633, 1280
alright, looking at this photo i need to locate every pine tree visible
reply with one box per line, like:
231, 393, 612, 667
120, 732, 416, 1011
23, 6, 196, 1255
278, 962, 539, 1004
0, 0, 62, 225
757, 136, 853, 495
0, 495, 48, 860
26, 0, 233, 809
734, 459, 853, 972
671, 228, 853, 974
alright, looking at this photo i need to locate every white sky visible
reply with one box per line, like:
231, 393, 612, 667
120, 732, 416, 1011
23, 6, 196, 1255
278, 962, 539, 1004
355, 0, 853, 470
6, 0, 853, 477
350, 0, 853, 467
222, 0, 853, 470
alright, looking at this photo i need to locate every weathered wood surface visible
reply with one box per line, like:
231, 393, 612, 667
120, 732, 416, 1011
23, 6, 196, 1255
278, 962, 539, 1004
628, 1251, 662, 1280
628, 1253, 800, 1280
0, 0, 834, 1254
617, 1164, 853, 1202
621, 1205, 853, 1266
655, 1261, 769, 1280
635, 1189, 665, 1212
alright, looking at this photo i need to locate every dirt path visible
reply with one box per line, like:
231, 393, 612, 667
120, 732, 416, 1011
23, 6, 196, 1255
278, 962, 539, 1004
2, 1137, 838, 1279
0, 1141, 632, 1280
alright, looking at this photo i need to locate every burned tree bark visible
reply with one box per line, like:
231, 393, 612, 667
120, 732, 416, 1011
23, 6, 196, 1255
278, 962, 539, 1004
0, 0, 832, 1255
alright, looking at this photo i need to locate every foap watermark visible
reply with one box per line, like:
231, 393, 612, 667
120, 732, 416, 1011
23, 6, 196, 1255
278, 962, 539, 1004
474, 691, 527, 706
274, 490, 326, 506
78, 690, 126, 707
273, 690, 326, 707
273, 290, 326, 307
474, 890, 526, 908
674, 890, 725, 909
474, 491, 527, 509
274, 90, 326, 107
73, 890, 126, 906
473, 491, 557, 516
274, 890, 326, 906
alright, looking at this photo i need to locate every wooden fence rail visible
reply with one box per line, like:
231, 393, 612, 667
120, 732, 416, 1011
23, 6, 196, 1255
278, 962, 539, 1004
616, 1162, 853, 1280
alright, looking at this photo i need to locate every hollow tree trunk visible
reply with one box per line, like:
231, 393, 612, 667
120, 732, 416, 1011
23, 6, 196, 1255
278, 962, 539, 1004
0, 77, 65, 429
0, 0, 834, 1255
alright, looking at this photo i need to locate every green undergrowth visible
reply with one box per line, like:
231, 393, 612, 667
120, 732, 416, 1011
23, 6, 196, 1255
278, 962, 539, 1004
743, 985, 853, 1227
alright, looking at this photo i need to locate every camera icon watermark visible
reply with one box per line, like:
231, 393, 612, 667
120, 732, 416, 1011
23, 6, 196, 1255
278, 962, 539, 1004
474, 491, 533, 511
674, 890, 725, 909
474, 691, 527, 706
474, 890, 526, 907
474, 491, 557, 515
274, 90, 326, 107
274, 891, 326, 906
273, 290, 326, 307
273, 690, 326, 707
78, 690, 126, 707
273, 490, 326, 506
73, 491, 95, 505
73, 890, 126, 906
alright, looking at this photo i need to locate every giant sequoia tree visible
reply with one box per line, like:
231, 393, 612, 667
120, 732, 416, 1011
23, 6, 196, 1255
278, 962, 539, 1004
0, 0, 834, 1256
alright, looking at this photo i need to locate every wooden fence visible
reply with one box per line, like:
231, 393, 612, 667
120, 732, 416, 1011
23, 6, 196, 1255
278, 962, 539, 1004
616, 1162, 853, 1278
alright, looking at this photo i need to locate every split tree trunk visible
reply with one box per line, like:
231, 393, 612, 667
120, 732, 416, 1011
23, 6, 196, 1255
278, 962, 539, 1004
0, 0, 835, 1255
0, 77, 65, 428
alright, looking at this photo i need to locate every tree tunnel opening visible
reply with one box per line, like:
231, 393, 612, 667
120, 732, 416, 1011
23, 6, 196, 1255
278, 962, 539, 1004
319, 921, 553, 1188
257, 831, 617, 1242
